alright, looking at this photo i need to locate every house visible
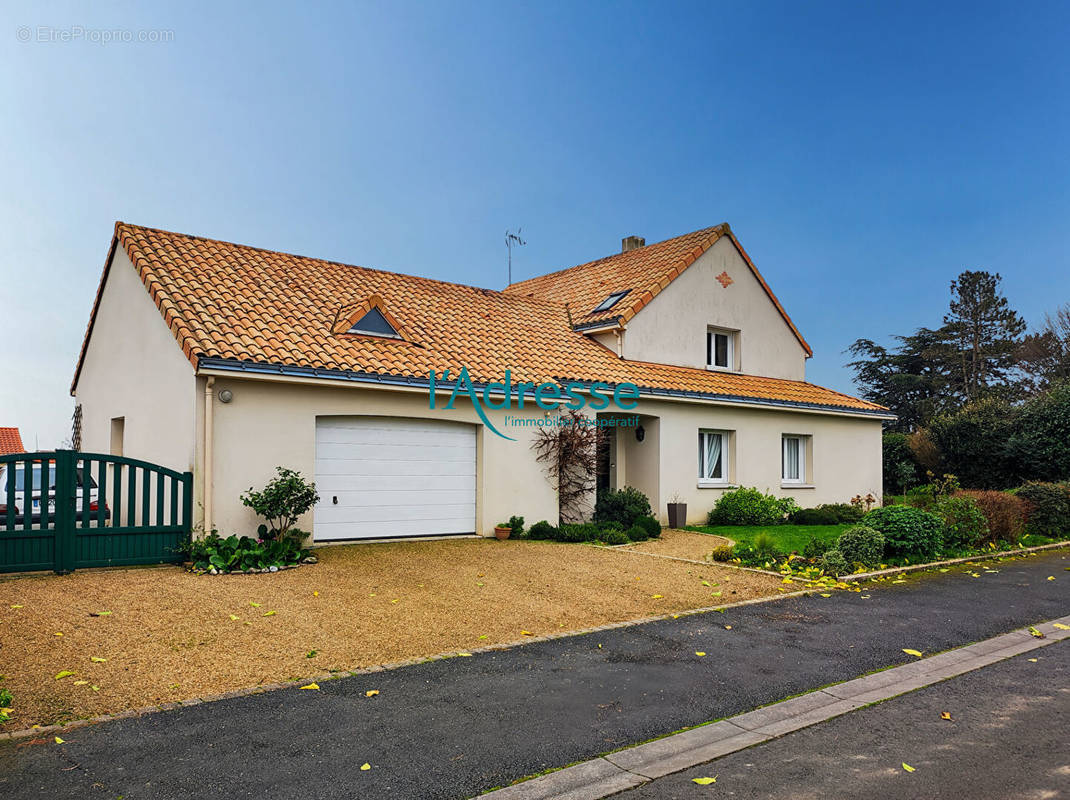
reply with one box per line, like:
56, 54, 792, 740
71, 222, 891, 540
0, 428, 25, 456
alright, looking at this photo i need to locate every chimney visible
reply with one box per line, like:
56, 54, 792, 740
621, 235, 645, 253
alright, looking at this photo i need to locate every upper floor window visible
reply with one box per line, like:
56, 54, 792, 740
699, 430, 729, 483
347, 307, 400, 338
707, 328, 736, 370
592, 290, 630, 314
782, 434, 806, 484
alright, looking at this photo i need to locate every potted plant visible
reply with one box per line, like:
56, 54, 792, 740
667, 492, 687, 528
494, 522, 513, 540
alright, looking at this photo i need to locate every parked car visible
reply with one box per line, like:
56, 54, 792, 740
0, 460, 107, 526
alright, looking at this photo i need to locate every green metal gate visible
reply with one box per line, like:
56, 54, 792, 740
1, 450, 192, 574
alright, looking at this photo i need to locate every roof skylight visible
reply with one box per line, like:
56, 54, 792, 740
591, 289, 630, 314
347, 306, 399, 338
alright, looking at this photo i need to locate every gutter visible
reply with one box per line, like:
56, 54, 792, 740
196, 357, 896, 421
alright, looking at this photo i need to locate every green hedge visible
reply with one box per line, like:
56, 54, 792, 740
861, 505, 944, 559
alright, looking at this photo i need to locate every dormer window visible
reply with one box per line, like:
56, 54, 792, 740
347, 307, 400, 338
591, 289, 630, 314
706, 328, 737, 370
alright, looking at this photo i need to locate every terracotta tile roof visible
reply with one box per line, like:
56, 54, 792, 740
504, 224, 812, 356
70, 223, 885, 415
0, 427, 25, 455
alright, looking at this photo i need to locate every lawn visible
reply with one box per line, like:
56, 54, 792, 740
0, 537, 780, 729
685, 524, 853, 554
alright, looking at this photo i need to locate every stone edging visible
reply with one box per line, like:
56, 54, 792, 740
840, 540, 1070, 581
478, 615, 1070, 800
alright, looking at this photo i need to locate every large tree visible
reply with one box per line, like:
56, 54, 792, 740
941, 270, 1026, 401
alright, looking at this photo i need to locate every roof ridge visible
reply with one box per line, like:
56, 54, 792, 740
114, 222, 571, 311
506, 223, 727, 290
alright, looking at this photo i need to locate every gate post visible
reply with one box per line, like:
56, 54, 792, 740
53, 450, 76, 574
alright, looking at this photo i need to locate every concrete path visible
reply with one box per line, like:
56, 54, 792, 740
0, 550, 1066, 800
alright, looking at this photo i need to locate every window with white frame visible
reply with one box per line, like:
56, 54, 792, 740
782, 435, 806, 483
699, 430, 729, 483
706, 328, 736, 370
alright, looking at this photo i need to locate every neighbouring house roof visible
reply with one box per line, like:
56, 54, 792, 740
70, 222, 887, 416
503, 223, 812, 355
0, 427, 25, 455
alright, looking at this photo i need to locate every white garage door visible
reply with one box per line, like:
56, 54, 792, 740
314, 416, 476, 540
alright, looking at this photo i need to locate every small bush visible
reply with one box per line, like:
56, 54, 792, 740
817, 503, 864, 524
904, 485, 936, 511
526, 520, 557, 540
751, 531, 782, 560
710, 544, 735, 561
602, 529, 630, 545
240, 467, 319, 539
819, 549, 848, 576
803, 537, 833, 560
861, 505, 945, 560
708, 488, 795, 526
634, 516, 661, 539
508, 515, 525, 538
594, 486, 653, 528
933, 496, 988, 549
836, 526, 885, 567
558, 523, 605, 542
790, 507, 840, 526
625, 524, 649, 542
1016, 481, 1070, 538
955, 491, 1030, 543
183, 532, 307, 573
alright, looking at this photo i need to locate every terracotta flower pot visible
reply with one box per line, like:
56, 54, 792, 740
494, 525, 512, 540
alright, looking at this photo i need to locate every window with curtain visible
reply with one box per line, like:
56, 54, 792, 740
706, 329, 736, 370
782, 435, 804, 483
699, 430, 727, 482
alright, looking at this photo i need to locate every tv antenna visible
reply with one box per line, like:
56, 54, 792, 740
505, 228, 526, 286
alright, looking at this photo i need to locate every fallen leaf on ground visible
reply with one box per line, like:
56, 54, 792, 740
54, 632, 63, 637
1047, 576, 1055, 581
902, 649, 923, 658
10, 605, 22, 609
1028, 658, 1038, 662
695, 651, 706, 656
312, 591, 319, 597
820, 593, 831, 598
89, 611, 111, 616
457, 652, 473, 657
902, 763, 916, 772
478, 635, 488, 640
263, 610, 277, 616
73, 681, 88, 686
651, 595, 663, 599
1029, 627, 1045, 638
521, 630, 534, 636
360, 763, 371, 771
724, 625, 732, 630
249, 602, 261, 607
54, 737, 65, 744
299, 683, 319, 690
365, 690, 379, 697
940, 712, 952, 721
692, 776, 717, 785
229, 615, 239, 621
90, 657, 107, 663
54, 671, 75, 680
1053, 623, 1070, 631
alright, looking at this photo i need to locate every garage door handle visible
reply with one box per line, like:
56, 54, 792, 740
333, 496, 338, 505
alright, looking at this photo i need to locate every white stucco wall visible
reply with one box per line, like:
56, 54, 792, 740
641, 397, 884, 525
201, 376, 561, 540
73, 247, 198, 473
621, 237, 809, 381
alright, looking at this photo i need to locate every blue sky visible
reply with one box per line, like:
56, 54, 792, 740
1, 0, 1067, 447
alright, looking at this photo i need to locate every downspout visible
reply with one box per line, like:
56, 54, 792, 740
614, 328, 624, 358
204, 376, 215, 534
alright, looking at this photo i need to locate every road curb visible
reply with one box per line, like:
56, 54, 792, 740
840, 540, 1070, 582
477, 614, 1070, 800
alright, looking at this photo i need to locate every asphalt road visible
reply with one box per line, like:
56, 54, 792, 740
615, 637, 1070, 800
1, 550, 1066, 800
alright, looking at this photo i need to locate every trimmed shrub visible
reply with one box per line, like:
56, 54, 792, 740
836, 526, 885, 567
634, 516, 662, 539
1006, 380, 1070, 482
1015, 482, 1070, 538
708, 488, 796, 526
803, 536, 833, 560
955, 490, 1030, 543
819, 549, 848, 576
558, 523, 602, 543
861, 505, 945, 560
790, 507, 840, 526
508, 515, 525, 538
904, 485, 936, 511
710, 544, 734, 561
816, 503, 864, 524
525, 520, 557, 540
926, 398, 1020, 489
594, 486, 653, 528
933, 496, 988, 549
602, 529, 630, 545
625, 524, 649, 542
